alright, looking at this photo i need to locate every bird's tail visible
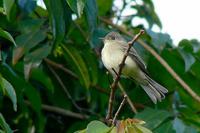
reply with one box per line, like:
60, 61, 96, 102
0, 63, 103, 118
141, 74, 168, 104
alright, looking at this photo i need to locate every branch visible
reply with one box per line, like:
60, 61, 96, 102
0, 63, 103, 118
99, 17, 200, 103
47, 64, 83, 112
44, 58, 78, 79
118, 82, 137, 113
112, 95, 127, 125
25, 101, 88, 119
106, 30, 144, 121
47, 64, 101, 117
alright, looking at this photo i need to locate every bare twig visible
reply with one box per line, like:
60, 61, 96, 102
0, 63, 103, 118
99, 17, 200, 103
44, 58, 78, 79
25, 101, 88, 119
47, 64, 101, 117
47, 64, 82, 111
112, 95, 127, 125
118, 82, 137, 113
106, 30, 144, 120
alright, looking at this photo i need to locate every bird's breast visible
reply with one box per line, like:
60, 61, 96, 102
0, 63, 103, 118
101, 42, 138, 76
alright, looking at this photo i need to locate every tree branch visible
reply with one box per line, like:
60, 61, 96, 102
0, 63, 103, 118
106, 30, 144, 121
112, 95, 127, 125
99, 17, 200, 103
25, 101, 88, 119
44, 58, 78, 79
118, 82, 137, 113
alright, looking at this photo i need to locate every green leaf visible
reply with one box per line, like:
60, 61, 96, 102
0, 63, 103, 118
67, 0, 86, 17
0, 75, 17, 111
134, 124, 153, 133
12, 29, 46, 64
147, 30, 172, 52
178, 49, 195, 72
23, 44, 52, 80
30, 68, 54, 93
62, 45, 90, 88
0, 28, 16, 46
135, 108, 172, 130
86, 120, 111, 133
173, 117, 185, 133
97, 0, 113, 16
85, 0, 97, 33
154, 121, 176, 133
3, 0, 14, 21
0, 113, 12, 133
18, 0, 36, 13
44, 0, 71, 44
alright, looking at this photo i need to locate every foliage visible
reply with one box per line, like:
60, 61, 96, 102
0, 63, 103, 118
0, 0, 200, 132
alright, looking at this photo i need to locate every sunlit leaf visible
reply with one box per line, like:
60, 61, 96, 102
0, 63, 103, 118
0, 113, 12, 133
86, 120, 111, 133
0, 75, 17, 111
0, 28, 16, 46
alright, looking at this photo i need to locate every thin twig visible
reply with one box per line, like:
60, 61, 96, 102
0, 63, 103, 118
99, 17, 200, 103
118, 82, 137, 113
25, 101, 88, 119
44, 58, 78, 79
112, 95, 127, 125
106, 30, 144, 121
47, 64, 101, 117
47, 64, 82, 111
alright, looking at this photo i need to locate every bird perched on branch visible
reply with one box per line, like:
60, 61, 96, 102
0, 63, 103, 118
101, 31, 168, 104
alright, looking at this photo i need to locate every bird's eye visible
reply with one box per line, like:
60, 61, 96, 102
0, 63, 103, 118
111, 36, 115, 40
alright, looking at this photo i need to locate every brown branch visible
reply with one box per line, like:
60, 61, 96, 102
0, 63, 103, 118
99, 17, 200, 103
25, 101, 88, 119
106, 30, 144, 121
118, 82, 137, 113
44, 58, 78, 79
112, 95, 127, 125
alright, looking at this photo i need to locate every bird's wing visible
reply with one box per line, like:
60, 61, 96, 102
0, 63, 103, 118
120, 42, 148, 75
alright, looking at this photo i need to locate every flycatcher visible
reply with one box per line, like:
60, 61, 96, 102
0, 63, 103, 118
101, 31, 168, 104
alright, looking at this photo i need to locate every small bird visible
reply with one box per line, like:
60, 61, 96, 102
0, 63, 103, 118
101, 31, 168, 104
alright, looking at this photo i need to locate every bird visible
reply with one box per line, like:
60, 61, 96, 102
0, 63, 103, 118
101, 31, 168, 104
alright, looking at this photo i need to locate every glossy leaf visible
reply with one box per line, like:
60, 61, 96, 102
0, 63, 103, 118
0, 113, 12, 133
0, 75, 17, 111
0, 28, 16, 46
